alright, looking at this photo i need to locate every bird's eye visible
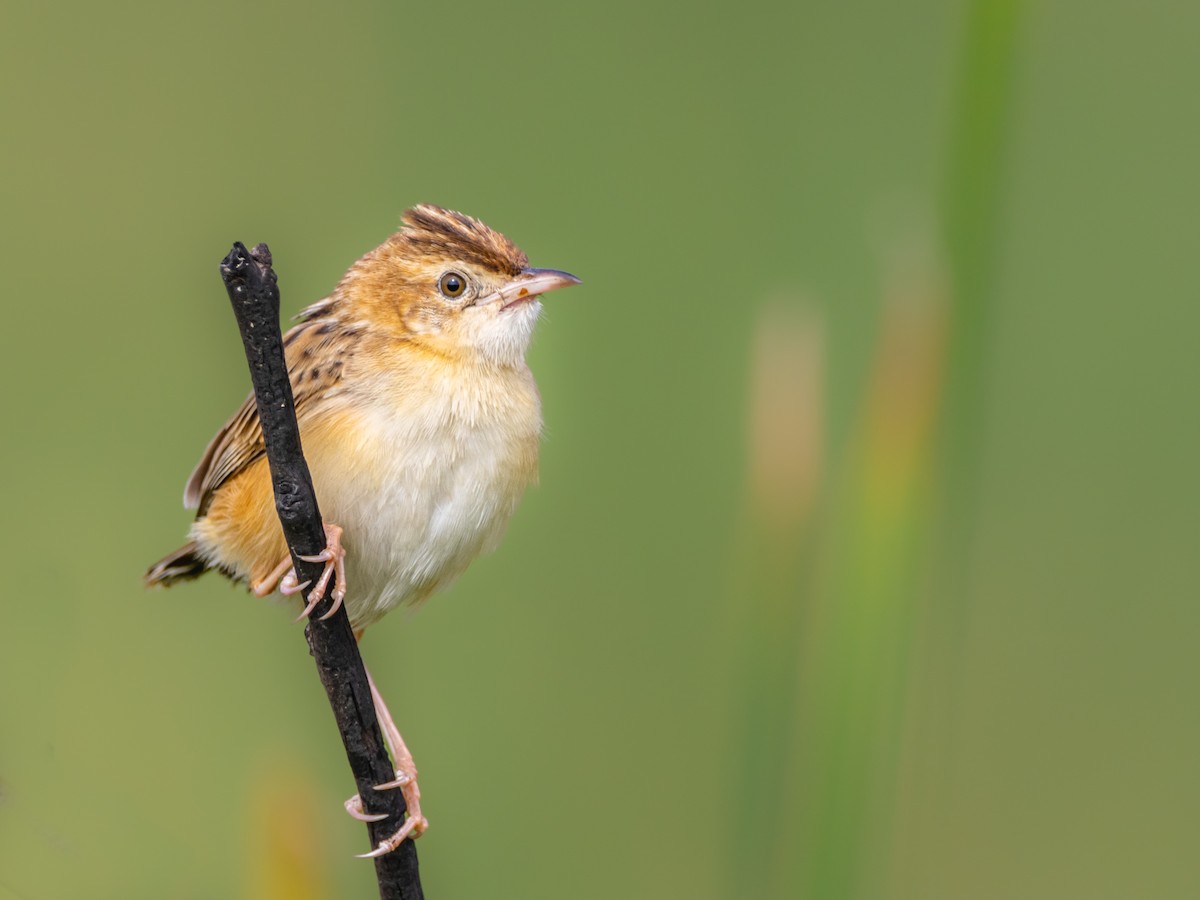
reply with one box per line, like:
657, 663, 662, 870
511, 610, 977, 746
438, 272, 467, 299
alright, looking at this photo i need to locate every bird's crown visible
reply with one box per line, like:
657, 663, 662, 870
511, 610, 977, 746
392, 204, 529, 276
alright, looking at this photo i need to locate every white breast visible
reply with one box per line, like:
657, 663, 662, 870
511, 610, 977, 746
306, 365, 542, 630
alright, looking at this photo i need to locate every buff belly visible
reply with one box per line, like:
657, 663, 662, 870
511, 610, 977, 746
191, 372, 542, 631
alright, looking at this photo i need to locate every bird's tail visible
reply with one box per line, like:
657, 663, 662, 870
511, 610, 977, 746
145, 540, 209, 587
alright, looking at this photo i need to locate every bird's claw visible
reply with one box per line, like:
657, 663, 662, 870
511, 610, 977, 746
280, 573, 312, 596
345, 794, 390, 823
356, 811, 429, 858
374, 772, 411, 790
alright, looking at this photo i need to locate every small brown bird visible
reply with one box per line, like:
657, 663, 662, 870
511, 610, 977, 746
146, 204, 580, 856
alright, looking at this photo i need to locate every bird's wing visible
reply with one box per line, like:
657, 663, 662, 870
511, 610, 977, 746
183, 306, 349, 515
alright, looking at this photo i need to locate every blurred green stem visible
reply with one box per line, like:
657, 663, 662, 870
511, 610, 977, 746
798, 4, 1025, 896
937, 0, 1023, 598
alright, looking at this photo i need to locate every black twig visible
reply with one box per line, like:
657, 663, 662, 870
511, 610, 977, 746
219, 241, 424, 900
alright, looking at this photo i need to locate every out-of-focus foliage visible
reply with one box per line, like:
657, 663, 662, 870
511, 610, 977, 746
1, 1, 1196, 898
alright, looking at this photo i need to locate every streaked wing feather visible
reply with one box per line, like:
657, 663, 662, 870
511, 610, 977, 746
183, 309, 348, 515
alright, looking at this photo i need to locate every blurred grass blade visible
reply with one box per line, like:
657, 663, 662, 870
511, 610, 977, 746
938, 0, 1024, 593
243, 759, 329, 900
727, 300, 824, 900
797, 234, 949, 900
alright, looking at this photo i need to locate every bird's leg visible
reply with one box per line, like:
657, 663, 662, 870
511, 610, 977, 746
249, 523, 348, 622
346, 666, 429, 856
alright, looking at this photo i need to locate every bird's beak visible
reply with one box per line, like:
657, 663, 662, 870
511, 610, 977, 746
488, 267, 582, 310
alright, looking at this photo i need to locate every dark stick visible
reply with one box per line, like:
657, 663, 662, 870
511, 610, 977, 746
220, 241, 424, 899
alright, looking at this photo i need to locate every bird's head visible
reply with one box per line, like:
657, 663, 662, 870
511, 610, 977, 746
342, 204, 580, 366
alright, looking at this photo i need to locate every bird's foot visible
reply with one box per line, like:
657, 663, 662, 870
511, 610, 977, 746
249, 523, 348, 622
352, 764, 429, 857
344, 665, 428, 856
291, 523, 348, 621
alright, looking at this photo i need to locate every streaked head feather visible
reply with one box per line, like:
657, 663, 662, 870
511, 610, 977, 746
392, 204, 528, 276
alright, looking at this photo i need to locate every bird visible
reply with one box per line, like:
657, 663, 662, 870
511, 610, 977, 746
145, 204, 580, 856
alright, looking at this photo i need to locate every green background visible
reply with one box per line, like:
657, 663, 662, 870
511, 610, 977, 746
2, 1, 1196, 898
